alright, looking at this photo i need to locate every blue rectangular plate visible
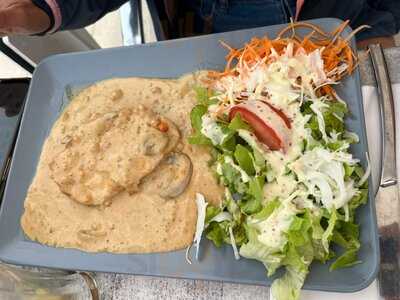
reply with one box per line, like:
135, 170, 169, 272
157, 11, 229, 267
0, 18, 379, 292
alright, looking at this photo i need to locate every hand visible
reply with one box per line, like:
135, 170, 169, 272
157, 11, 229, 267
0, 0, 51, 36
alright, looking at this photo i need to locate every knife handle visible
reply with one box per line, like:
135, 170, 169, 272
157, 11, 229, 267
368, 44, 398, 188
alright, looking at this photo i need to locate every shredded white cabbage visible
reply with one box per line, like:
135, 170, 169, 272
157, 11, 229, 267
212, 42, 333, 114
308, 172, 334, 208
194, 193, 208, 261
201, 114, 227, 145
210, 212, 232, 223
185, 244, 193, 265
344, 203, 350, 222
290, 148, 359, 210
357, 152, 371, 187
216, 162, 223, 175
343, 131, 359, 143
229, 226, 240, 260
310, 101, 329, 142
308, 49, 327, 85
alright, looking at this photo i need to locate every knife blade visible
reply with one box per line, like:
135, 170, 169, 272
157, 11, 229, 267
368, 44, 400, 300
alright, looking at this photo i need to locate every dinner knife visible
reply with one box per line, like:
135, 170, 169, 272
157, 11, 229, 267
368, 44, 400, 300
369, 44, 397, 188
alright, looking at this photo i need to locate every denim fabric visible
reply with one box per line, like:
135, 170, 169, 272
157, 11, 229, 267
192, 0, 297, 33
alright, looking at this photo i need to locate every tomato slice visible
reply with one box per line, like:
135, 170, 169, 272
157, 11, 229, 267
260, 101, 291, 129
229, 100, 292, 151
229, 106, 283, 151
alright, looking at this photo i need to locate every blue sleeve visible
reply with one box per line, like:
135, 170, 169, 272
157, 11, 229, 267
32, 0, 129, 32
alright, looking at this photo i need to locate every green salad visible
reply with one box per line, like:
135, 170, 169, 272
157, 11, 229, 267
187, 29, 369, 300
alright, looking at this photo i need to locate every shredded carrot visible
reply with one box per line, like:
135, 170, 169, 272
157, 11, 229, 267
207, 21, 367, 98
322, 85, 333, 96
328, 20, 350, 47
277, 21, 330, 39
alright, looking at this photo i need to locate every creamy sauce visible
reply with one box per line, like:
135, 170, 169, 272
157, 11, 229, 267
263, 175, 297, 203
253, 200, 298, 251
21, 74, 223, 253
201, 114, 228, 145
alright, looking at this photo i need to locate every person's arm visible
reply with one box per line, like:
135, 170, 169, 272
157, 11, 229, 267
0, 0, 128, 36
0, 0, 51, 35
32, 0, 128, 33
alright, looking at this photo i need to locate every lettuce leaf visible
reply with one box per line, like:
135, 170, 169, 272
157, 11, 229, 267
248, 176, 265, 203
205, 219, 246, 249
236, 175, 265, 214
302, 99, 347, 142
234, 144, 255, 176
253, 198, 280, 220
194, 86, 218, 107
324, 100, 347, 134
239, 198, 284, 275
305, 115, 322, 140
205, 221, 247, 248
239, 194, 262, 215
285, 213, 314, 266
190, 105, 207, 132
220, 161, 248, 194
329, 218, 361, 270
326, 101, 348, 119
205, 206, 221, 224
321, 209, 337, 253
271, 267, 307, 300
324, 112, 345, 135
272, 217, 313, 300
306, 210, 328, 263
188, 105, 212, 145
329, 248, 361, 271
344, 163, 355, 180
240, 226, 285, 276
270, 210, 314, 300
225, 190, 242, 222
348, 189, 368, 215
231, 224, 248, 247
205, 200, 247, 248
229, 114, 252, 131
205, 221, 227, 247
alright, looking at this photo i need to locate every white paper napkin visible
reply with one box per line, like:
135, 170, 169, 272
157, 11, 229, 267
362, 85, 382, 193
362, 83, 400, 190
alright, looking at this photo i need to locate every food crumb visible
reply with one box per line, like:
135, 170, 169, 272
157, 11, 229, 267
110, 89, 123, 101
157, 120, 169, 132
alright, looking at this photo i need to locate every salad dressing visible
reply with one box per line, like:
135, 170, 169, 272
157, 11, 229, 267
255, 200, 298, 251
